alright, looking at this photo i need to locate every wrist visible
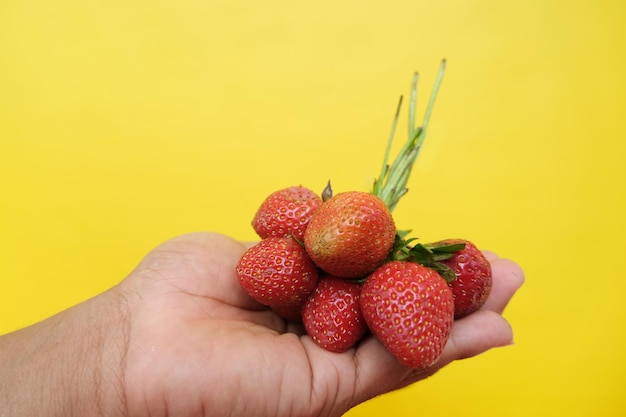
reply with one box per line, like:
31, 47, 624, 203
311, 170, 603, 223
0, 287, 129, 417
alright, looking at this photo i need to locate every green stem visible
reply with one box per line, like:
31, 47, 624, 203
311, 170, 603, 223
374, 96, 403, 197
420, 59, 446, 144
408, 72, 419, 139
373, 60, 446, 212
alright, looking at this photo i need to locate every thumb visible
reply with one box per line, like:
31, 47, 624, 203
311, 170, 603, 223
126, 232, 265, 311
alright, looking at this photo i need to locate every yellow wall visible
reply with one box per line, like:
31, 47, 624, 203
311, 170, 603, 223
1, 1, 624, 416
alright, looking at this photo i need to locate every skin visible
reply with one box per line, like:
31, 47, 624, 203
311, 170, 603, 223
0, 232, 524, 417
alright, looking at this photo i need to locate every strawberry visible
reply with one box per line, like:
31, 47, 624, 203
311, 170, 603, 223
360, 260, 454, 368
235, 236, 319, 320
303, 191, 396, 279
430, 239, 492, 319
236, 62, 455, 361
302, 276, 368, 352
270, 303, 306, 323
252, 186, 323, 241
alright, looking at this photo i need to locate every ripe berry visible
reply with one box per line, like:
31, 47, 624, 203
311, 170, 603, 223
433, 239, 492, 319
236, 236, 319, 320
303, 191, 395, 279
360, 261, 454, 368
252, 186, 323, 241
302, 277, 367, 352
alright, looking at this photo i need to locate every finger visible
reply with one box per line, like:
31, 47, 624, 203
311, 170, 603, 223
350, 335, 416, 404
242, 241, 259, 250
444, 310, 514, 359
482, 257, 525, 314
482, 250, 499, 261
392, 309, 514, 390
131, 232, 266, 311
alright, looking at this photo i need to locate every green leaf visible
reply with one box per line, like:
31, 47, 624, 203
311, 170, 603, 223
426, 242, 466, 253
388, 234, 415, 261
384, 237, 460, 284
431, 252, 456, 262
430, 262, 457, 283
406, 243, 435, 265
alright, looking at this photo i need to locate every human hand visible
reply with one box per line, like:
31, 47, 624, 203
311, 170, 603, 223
118, 232, 524, 417
0, 232, 524, 417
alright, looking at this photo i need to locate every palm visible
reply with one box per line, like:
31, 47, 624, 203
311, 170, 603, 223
119, 232, 522, 417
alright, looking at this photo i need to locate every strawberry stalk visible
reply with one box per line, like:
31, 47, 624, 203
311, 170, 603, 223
372, 59, 446, 213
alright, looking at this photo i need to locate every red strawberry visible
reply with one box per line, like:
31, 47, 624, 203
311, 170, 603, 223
302, 276, 368, 352
431, 239, 492, 319
303, 191, 396, 279
252, 186, 323, 241
271, 303, 305, 323
360, 260, 454, 368
235, 236, 319, 320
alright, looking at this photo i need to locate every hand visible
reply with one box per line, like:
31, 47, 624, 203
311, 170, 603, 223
0, 232, 524, 417
120, 232, 523, 416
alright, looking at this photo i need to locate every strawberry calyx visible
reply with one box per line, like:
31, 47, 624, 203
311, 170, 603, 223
321, 180, 333, 202
388, 238, 466, 283
372, 60, 446, 213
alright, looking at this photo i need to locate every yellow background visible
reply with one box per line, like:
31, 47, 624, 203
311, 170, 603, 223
1, 1, 625, 415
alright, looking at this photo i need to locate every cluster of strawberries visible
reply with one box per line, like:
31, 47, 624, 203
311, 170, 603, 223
235, 185, 492, 368
235, 61, 492, 368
